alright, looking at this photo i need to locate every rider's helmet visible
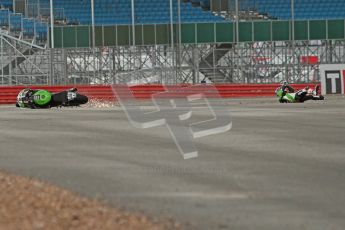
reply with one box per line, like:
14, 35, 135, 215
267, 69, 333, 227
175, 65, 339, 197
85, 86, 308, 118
16, 88, 32, 108
275, 81, 289, 97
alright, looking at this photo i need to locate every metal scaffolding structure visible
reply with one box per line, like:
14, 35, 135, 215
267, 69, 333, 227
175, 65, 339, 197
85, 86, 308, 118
1, 36, 345, 85
0, 30, 48, 85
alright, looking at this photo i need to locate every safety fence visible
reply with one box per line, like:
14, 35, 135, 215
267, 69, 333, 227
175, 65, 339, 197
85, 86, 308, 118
0, 83, 319, 105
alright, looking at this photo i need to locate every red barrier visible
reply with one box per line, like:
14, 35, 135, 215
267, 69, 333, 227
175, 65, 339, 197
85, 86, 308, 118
0, 83, 320, 105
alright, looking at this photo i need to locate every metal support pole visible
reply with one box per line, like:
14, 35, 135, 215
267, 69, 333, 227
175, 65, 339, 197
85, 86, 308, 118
1, 34, 3, 85
62, 49, 68, 84
9, 40, 12, 85
50, 49, 54, 84
169, 0, 175, 83
38, 0, 41, 18
227, 0, 231, 18
235, 0, 239, 43
192, 45, 196, 84
112, 48, 117, 84
235, 0, 241, 82
213, 45, 216, 83
170, 0, 174, 46
33, 19, 36, 43
131, 0, 135, 46
91, 0, 95, 49
49, 0, 55, 84
50, 0, 54, 48
130, 0, 135, 82
177, 0, 181, 82
91, 0, 96, 83
178, 0, 181, 48
196, 47, 200, 83
291, 0, 295, 82
24, 0, 28, 17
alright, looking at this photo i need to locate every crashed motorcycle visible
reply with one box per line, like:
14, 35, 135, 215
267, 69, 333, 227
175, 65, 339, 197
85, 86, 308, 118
16, 88, 88, 109
275, 83, 325, 103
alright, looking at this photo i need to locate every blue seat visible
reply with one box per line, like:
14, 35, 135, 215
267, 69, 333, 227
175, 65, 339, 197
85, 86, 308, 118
9, 13, 22, 31
23, 18, 35, 37
21, 0, 224, 25
0, 0, 12, 8
0, 9, 9, 26
246, 0, 345, 20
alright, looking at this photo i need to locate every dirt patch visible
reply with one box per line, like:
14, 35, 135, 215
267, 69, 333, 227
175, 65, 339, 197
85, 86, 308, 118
0, 171, 180, 230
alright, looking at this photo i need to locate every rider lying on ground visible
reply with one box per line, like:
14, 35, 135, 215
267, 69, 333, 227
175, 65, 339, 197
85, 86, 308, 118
276, 82, 324, 103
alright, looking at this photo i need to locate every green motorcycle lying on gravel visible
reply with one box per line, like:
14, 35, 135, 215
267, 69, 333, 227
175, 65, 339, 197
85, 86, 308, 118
16, 88, 88, 109
275, 82, 324, 103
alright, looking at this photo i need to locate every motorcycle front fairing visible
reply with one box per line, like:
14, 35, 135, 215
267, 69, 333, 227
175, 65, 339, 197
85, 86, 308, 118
281, 93, 296, 103
16, 89, 54, 108
16, 89, 40, 108
276, 87, 296, 103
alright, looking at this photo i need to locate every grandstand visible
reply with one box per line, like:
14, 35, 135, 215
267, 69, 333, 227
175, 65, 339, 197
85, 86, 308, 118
23, 0, 224, 25
0, 0, 11, 8
0, 0, 345, 85
55, 0, 224, 24
0, 0, 223, 48
248, 0, 345, 20
0, 8, 48, 41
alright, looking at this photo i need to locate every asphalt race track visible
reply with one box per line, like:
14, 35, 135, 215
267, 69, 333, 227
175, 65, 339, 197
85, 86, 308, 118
1, 96, 345, 230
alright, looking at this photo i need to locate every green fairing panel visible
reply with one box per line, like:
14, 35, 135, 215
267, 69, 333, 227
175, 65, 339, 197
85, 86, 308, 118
276, 88, 296, 102
33, 90, 52, 106
276, 88, 283, 98
283, 93, 296, 102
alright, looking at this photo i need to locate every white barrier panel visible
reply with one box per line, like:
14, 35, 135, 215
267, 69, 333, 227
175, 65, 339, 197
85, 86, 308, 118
319, 64, 345, 95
